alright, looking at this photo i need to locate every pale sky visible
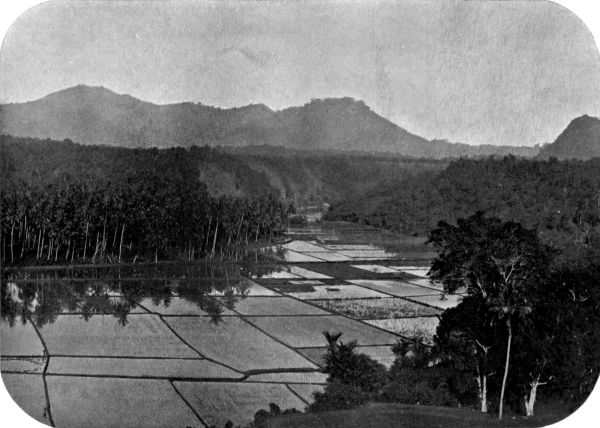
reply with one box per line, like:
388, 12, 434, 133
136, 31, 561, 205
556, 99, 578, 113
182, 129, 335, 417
1, 0, 599, 146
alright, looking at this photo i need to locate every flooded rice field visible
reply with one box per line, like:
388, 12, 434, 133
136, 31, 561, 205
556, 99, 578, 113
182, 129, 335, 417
1, 222, 462, 427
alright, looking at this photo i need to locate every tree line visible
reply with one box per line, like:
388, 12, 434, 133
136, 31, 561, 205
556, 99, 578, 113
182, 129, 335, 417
1, 174, 288, 267
326, 155, 600, 253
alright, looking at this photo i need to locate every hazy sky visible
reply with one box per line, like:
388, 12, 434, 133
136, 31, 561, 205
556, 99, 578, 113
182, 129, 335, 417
1, 0, 599, 146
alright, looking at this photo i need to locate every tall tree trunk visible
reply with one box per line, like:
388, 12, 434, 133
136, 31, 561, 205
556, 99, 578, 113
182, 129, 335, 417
205, 216, 212, 252
92, 232, 100, 262
101, 215, 107, 257
34, 228, 40, 258
211, 221, 219, 259
118, 224, 125, 263
65, 237, 71, 261
475, 363, 488, 413
112, 225, 118, 251
42, 229, 46, 259
21, 219, 27, 258
37, 228, 43, 259
10, 223, 14, 263
524, 375, 545, 417
481, 375, 488, 413
499, 319, 512, 420
236, 214, 244, 245
83, 221, 89, 260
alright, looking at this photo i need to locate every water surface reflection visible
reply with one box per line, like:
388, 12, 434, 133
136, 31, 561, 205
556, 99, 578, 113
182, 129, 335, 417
2, 246, 285, 330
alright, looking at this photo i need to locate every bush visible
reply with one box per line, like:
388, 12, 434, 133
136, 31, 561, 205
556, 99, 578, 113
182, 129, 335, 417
323, 332, 388, 393
381, 378, 459, 407
384, 338, 462, 407
251, 403, 300, 428
308, 382, 370, 412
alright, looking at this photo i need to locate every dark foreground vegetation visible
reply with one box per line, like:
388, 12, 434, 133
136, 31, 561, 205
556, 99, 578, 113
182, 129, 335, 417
243, 214, 598, 427
322, 155, 600, 422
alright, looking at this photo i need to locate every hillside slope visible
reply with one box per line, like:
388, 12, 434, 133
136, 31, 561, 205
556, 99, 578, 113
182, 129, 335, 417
326, 155, 600, 247
0, 136, 444, 204
0, 85, 538, 158
537, 115, 600, 160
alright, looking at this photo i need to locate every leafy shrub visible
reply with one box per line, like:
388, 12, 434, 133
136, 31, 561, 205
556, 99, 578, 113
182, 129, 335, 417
383, 337, 462, 407
381, 378, 459, 407
251, 403, 300, 428
308, 382, 370, 412
323, 331, 388, 393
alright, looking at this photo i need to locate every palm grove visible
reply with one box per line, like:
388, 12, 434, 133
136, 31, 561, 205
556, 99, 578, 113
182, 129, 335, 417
0, 141, 289, 266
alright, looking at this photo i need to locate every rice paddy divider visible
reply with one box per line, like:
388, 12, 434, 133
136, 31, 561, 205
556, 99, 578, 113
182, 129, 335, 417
361, 314, 442, 320
43, 354, 207, 360
253, 279, 412, 343
344, 280, 435, 299
169, 380, 210, 428
400, 295, 454, 311
236, 315, 321, 370
285, 383, 312, 406
43, 372, 246, 383
150, 311, 246, 376
154, 314, 206, 359
246, 380, 326, 386
27, 315, 55, 427
0, 354, 46, 359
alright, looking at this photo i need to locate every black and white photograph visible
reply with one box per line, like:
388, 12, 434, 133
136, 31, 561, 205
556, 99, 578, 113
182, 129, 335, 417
1, 1, 600, 427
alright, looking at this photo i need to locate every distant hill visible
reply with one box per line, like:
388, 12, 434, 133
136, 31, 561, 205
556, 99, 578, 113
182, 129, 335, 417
0, 85, 538, 159
0, 135, 445, 205
537, 115, 600, 160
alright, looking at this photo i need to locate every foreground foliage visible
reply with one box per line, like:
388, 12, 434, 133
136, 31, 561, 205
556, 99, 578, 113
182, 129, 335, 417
306, 214, 600, 423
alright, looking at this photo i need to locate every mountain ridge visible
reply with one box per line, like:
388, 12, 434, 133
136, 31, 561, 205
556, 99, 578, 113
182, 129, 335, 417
1, 85, 539, 158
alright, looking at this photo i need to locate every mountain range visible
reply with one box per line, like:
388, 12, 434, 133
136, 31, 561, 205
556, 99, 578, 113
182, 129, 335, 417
0, 85, 540, 159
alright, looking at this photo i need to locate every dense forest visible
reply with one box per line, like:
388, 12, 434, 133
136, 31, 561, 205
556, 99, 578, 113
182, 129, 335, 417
0, 138, 290, 266
326, 156, 600, 257
0, 135, 446, 204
